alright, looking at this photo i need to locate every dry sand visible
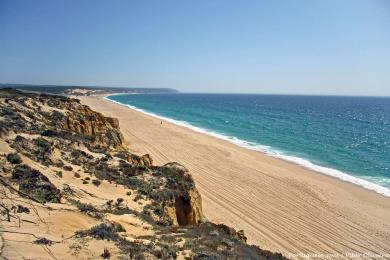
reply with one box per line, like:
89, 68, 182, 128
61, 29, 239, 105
0, 139, 153, 260
79, 95, 390, 258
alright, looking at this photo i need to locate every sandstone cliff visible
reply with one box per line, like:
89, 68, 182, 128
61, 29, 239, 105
0, 88, 287, 259
163, 162, 203, 225
61, 105, 124, 149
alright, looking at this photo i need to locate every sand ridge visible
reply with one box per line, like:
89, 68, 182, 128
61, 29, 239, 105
79, 95, 390, 258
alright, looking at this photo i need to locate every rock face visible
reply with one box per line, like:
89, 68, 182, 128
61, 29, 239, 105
58, 103, 124, 149
165, 187, 203, 226
174, 188, 203, 225
139, 154, 153, 167
129, 153, 153, 167
163, 162, 203, 225
0, 88, 124, 150
114, 152, 154, 167
0, 89, 203, 226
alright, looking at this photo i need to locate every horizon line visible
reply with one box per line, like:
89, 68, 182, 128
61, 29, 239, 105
1, 82, 389, 98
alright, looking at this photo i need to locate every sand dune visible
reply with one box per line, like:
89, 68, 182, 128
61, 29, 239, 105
80, 95, 390, 258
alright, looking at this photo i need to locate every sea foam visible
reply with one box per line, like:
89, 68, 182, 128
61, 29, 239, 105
105, 95, 390, 197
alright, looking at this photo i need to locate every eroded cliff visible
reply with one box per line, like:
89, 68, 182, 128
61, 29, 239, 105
0, 88, 287, 259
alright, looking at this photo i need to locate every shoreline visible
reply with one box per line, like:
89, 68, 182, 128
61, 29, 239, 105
104, 94, 390, 198
79, 94, 390, 256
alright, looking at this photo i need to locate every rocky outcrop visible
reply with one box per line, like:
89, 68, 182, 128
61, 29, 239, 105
163, 162, 203, 225
114, 151, 154, 167
216, 223, 248, 243
0, 89, 124, 150
165, 188, 203, 226
174, 188, 203, 225
60, 106, 124, 149
0, 89, 201, 225
139, 154, 153, 167
129, 153, 153, 167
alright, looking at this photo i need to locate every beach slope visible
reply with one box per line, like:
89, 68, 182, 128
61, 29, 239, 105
80, 95, 390, 257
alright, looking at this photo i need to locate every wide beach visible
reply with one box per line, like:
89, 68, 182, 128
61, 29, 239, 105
80, 95, 390, 257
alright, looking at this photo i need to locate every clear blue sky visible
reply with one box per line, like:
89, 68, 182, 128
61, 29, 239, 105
0, 0, 389, 95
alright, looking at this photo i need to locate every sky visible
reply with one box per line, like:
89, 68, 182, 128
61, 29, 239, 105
0, 0, 389, 96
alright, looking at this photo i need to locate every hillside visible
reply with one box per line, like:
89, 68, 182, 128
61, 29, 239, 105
0, 88, 286, 259
0, 84, 178, 96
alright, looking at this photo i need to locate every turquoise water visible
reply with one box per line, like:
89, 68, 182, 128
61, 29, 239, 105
107, 93, 390, 196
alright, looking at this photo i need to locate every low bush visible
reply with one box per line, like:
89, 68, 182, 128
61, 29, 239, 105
41, 129, 57, 137
34, 237, 54, 246
34, 137, 51, 150
115, 198, 124, 207
17, 205, 30, 213
75, 201, 97, 213
63, 165, 73, 171
7, 153, 22, 164
76, 222, 125, 241
12, 164, 61, 203
55, 160, 65, 168
92, 179, 101, 186
74, 200, 102, 218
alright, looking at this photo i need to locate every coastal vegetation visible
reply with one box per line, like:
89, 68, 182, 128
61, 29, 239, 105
0, 88, 286, 259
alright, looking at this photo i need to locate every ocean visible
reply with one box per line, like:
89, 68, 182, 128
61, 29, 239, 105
106, 93, 390, 197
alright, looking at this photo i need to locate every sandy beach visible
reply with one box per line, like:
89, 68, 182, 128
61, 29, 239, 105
79, 95, 390, 257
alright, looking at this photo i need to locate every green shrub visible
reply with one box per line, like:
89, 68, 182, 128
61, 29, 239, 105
55, 160, 65, 168
71, 149, 89, 158
17, 205, 30, 213
34, 237, 54, 246
76, 223, 125, 241
127, 177, 143, 188
63, 165, 73, 171
138, 182, 154, 196
74, 200, 102, 218
7, 153, 22, 164
12, 164, 61, 203
15, 135, 25, 142
75, 201, 97, 213
92, 179, 101, 186
150, 189, 174, 202
34, 137, 51, 150
41, 129, 57, 137
115, 198, 124, 207
183, 239, 197, 249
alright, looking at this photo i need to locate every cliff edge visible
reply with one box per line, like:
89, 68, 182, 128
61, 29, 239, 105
0, 88, 287, 259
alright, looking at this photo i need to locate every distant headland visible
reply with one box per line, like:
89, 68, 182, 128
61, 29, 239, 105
0, 83, 178, 96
